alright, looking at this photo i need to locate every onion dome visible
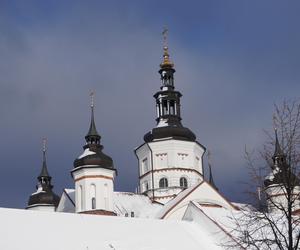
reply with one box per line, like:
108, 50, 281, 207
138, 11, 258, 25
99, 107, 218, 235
73, 93, 116, 172
27, 139, 60, 208
144, 28, 197, 143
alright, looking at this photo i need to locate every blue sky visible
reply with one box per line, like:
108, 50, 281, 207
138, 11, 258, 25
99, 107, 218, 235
1, 1, 300, 208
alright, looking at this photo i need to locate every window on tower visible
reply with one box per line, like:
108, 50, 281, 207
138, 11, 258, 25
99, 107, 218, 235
169, 100, 175, 115
90, 184, 96, 210
142, 158, 148, 173
163, 100, 168, 115
91, 197, 96, 209
159, 177, 168, 188
180, 177, 188, 189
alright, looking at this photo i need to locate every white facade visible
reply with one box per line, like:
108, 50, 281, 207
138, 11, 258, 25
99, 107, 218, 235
265, 184, 300, 213
135, 139, 205, 204
71, 166, 115, 213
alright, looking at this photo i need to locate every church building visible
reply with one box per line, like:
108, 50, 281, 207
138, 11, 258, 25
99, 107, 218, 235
1, 32, 299, 250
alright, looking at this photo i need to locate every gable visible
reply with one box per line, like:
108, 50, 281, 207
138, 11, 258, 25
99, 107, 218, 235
158, 181, 238, 219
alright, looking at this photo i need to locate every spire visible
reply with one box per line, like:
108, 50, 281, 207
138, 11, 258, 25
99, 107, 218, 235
38, 138, 50, 180
274, 128, 284, 157
207, 150, 218, 190
85, 92, 101, 145
144, 28, 196, 142
272, 128, 285, 167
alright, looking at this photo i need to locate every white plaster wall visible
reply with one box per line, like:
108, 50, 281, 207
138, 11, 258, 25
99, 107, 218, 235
136, 139, 205, 203
163, 182, 236, 220
72, 167, 115, 213
265, 184, 300, 212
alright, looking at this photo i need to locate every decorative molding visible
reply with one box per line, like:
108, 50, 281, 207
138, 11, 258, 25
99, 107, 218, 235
80, 209, 116, 216
75, 175, 113, 182
139, 167, 202, 179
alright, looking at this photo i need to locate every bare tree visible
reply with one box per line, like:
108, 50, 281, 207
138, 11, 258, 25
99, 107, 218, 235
228, 100, 300, 250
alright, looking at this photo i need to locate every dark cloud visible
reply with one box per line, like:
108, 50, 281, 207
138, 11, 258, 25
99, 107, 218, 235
0, 1, 300, 207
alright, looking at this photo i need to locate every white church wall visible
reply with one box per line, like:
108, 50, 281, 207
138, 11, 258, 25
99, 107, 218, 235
265, 184, 300, 213
136, 139, 205, 203
72, 167, 115, 213
26, 205, 56, 212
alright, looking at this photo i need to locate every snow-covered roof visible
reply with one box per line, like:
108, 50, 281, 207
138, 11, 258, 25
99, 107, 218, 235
156, 181, 238, 219
0, 207, 223, 250
77, 148, 96, 159
57, 189, 162, 218
113, 191, 162, 218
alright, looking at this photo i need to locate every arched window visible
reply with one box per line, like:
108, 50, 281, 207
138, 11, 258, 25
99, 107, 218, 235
159, 178, 168, 188
90, 184, 96, 210
180, 177, 188, 189
104, 183, 108, 210
91, 197, 96, 209
78, 185, 83, 211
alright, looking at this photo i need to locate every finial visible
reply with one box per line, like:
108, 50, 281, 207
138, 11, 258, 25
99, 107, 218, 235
42, 138, 47, 153
39, 137, 50, 178
160, 27, 174, 68
162, 27, 168, 48
272, 114, 278, 131
90, 91, 95, 108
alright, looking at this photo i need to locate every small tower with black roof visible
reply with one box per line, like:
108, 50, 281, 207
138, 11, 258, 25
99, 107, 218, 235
27, 139, 60, 211
135, 29, 206, 204
264, 129, 300, 213
71, 93, 117, 215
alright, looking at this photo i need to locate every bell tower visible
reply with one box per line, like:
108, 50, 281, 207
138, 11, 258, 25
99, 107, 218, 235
135, 29, 205, 204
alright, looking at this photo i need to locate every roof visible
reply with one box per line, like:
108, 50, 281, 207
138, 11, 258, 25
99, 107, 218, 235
156, 181, 238, 219
57, 189, 163, 218
0, 207, 223, 250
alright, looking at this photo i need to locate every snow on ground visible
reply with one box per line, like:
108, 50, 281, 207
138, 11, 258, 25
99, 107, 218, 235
0, 207, 222, 250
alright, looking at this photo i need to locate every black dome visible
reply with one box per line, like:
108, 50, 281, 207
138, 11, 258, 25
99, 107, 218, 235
27, 188, 60, 207
74, 144, 115, 171
144, 125, 196, 142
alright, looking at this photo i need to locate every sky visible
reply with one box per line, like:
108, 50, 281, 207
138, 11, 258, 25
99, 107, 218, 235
1, 0, 300, 208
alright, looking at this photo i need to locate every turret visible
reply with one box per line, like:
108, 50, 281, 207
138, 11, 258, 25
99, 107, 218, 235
71, 93, 117, 215
264, 129, 300, 213
135, 29, 205, 204
27, 139, 60, 211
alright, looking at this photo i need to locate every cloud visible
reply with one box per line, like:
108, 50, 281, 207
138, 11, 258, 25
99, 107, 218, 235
0, 1, 300, 207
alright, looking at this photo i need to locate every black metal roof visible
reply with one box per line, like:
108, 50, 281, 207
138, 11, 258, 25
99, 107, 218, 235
27, 187, 60, 207
265, 130, 300, 187
73, 101, 116, 173
73, 144, 115, 171
144, 125, 196, 143
27, 148, 59, 208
